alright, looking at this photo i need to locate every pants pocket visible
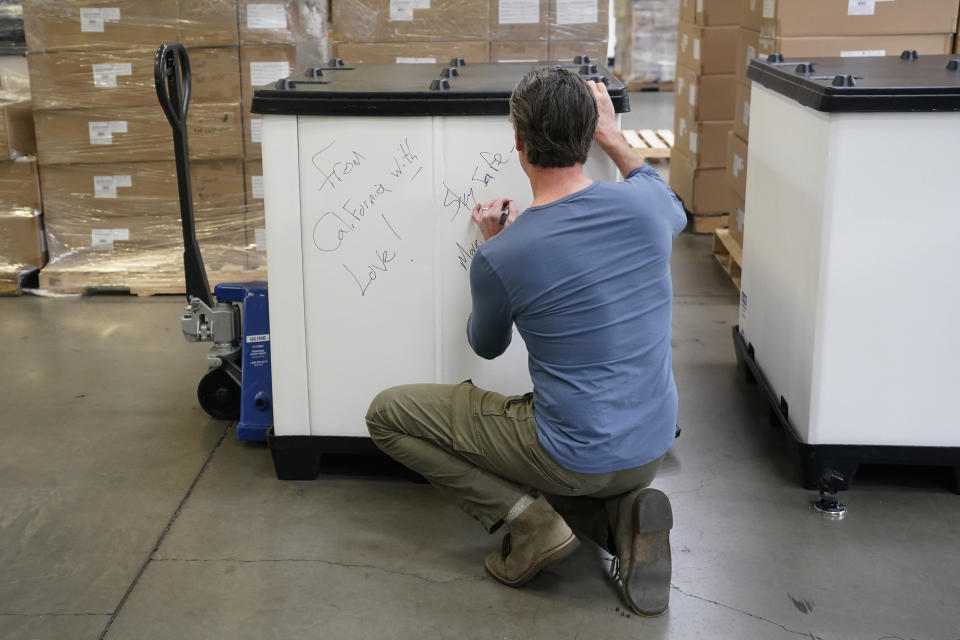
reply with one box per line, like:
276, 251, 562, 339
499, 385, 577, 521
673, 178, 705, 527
449, 381, 485, 456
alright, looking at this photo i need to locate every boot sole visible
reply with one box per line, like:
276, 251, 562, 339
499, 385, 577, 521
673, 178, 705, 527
623, 488, 673, 616
484, 533, 580, 588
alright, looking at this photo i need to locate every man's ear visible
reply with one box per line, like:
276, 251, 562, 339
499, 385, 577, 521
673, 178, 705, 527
513, 127, 524, 154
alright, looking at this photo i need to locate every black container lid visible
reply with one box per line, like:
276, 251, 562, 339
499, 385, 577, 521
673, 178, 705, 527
747, 54, 960, 112
251, 60, 629, 116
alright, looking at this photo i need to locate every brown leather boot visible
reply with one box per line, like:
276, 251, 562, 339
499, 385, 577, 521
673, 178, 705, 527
484, 496, 579, 587
610, 488, 673, 616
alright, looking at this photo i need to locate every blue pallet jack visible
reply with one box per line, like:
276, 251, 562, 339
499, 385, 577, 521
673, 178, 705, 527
155, 43, 273, 441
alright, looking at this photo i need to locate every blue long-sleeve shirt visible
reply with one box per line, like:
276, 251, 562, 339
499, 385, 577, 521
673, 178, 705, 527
467, 165, 686, 473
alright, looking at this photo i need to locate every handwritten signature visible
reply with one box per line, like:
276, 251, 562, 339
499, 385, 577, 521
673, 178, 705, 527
343, 249, 396, 297
311, 140, 366, 192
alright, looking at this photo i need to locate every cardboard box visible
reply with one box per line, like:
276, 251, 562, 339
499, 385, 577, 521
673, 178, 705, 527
34, 103, 243, 165
23, 1, 179, 53
0, 211, 45, 274
725, 131, 747, 200
0, 158, 41, 212
491, 41, 550, 62
332, 0, 489, 43
742, 0, 761, 31
761, 0, 959, 37
0, 99, 36, 158
547, 40, 607, 64
239, 0, 299, 45
669, 148, 731, 215
757, 33, 954, 60
491, 0, 548, 41
40, 160, 247, 255
677, 23, 738, 75
548, 0, 609, 41
733, 80, 750, 141
180, 0, 240, 47
673, 108, 731, 169
675, 65, 735, 121
728, 189, 744, 247
28, 47, 241, 110
332, 41, 491, 65
680, 0, 740, 25
240, 44, 296, 114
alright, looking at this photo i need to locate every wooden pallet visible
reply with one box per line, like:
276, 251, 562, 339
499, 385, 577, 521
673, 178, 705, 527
713, 227, 742, 290
39, 265, 267, 296
686, 212, 728, 234
38, 249, 266, 296
622, 129, 674, 160
626, 80, 674, 93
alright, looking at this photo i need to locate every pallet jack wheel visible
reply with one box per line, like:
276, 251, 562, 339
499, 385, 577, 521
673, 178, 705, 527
198, 367, 241, 421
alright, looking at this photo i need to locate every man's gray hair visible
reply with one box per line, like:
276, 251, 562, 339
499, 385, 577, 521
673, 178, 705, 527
508, 67, 599, 168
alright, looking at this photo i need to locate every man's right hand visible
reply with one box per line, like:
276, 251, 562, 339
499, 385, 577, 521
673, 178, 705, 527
588, 80, 620, 152
587, 79, 645, 179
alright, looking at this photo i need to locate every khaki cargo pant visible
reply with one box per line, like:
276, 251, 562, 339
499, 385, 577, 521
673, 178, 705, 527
366, 381, 663, 546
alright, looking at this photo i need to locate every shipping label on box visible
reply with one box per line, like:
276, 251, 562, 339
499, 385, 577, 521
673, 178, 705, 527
548, 0, 608, 41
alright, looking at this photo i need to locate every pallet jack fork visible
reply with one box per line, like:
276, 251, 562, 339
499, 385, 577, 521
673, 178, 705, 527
155, 42, 273, 441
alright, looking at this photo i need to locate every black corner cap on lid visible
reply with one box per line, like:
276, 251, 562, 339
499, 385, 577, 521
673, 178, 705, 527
329, 58, 344, 67
251, 61, 629, 116
947, 59, 960, 71
767, 53, 784, 63
746, 54, 960, 112
449, 57, 465, 67
305, 67, 323, 78
579, 63, 599, 75
573, 55, 591, 64
794, 62, 815, 74
900, 50, 918, 60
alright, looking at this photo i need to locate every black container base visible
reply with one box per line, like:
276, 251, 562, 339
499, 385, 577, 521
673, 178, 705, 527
732, 326, 960, 494
266, 428, 424, 482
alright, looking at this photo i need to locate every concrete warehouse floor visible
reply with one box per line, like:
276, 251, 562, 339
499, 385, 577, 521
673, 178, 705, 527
2, 93, 959, 640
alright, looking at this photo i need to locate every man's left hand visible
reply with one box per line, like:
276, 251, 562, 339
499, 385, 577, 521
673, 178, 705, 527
471, 198, 518, 241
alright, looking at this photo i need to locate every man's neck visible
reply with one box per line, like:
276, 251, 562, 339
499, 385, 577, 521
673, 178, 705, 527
527, 164, 593, 208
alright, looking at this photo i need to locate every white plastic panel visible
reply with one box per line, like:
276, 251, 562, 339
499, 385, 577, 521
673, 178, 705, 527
261, 115, 311, 436
740, 84, 832, 443
263, 112, 620, 437
811, 110, 960, 446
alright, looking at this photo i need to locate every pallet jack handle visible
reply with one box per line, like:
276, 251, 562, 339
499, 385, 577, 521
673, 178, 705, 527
155, 42, 214, 308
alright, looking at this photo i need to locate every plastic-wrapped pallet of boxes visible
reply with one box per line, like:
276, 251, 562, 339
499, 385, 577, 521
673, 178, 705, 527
20, 0, 327, 294
725, 0, 958, 261
331, 0, 608, 66
667, 0, 738, 233
0, 94, 43, 295
613, 0, 677, 89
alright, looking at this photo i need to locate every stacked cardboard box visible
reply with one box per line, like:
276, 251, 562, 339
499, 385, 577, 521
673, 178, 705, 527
331, 0, 608, 65
728, 0, 958, 250
0, 96, 42, 294
613, 0, 678, 89
668, 0, 738, 233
